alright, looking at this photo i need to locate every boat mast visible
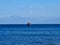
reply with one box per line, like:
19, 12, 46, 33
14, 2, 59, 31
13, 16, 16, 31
28, 2, 32, 23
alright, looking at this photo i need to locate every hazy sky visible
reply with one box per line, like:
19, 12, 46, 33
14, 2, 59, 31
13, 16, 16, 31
0, 0, 60, 24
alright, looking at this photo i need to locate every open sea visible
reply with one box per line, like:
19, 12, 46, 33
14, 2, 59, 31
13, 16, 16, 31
0, 24, 60, 45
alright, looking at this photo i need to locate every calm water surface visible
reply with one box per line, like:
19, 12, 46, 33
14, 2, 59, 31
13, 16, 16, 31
0, 24, 60, 45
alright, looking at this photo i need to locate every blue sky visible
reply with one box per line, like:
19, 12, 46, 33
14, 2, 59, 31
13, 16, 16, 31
0, 0, 60, 24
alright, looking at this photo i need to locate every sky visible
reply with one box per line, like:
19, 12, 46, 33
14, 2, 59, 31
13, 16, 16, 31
0, 0, 60, 24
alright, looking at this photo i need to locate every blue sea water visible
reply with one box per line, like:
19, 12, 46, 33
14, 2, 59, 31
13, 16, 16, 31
0, 24, 60, 45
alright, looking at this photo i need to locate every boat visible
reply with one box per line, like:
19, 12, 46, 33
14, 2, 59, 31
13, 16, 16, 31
27, 22, 31, 26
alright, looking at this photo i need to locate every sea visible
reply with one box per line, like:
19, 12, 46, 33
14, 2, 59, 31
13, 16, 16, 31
0, 24, 60, 45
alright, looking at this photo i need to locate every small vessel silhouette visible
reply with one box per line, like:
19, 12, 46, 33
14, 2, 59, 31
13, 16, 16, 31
27, 22, 31, 26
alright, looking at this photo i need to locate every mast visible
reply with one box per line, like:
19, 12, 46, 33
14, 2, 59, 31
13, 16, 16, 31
27, 1, 32, 26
